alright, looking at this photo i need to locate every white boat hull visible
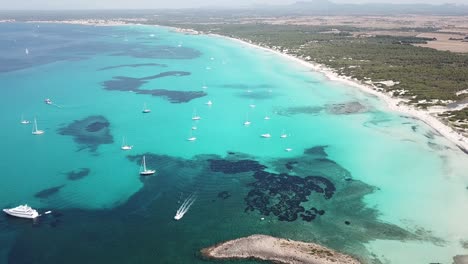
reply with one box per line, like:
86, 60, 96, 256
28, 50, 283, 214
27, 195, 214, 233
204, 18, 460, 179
140, 170, 156, 176
3, 208, 39, 219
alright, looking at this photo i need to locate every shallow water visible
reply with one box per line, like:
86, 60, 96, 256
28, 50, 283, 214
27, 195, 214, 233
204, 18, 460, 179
0, 23, 467, 264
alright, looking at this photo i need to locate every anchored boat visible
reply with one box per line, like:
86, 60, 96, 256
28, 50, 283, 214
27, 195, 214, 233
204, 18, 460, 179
3, 204, 39, 219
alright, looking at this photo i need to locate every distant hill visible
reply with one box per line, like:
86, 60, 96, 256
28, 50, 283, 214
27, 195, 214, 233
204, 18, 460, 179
259, 0, 468, 16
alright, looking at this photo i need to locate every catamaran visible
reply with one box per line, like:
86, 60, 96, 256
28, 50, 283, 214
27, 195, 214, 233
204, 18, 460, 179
142, 103, 151, 113
3, 204, 39, 219
32, 118, 44, 135
121, 137, 133, 150
20, 114, 30, 124
139, 155, 156, 176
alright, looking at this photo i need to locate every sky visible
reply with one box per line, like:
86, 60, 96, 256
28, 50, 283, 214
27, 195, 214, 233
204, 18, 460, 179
0, 0, 466, 10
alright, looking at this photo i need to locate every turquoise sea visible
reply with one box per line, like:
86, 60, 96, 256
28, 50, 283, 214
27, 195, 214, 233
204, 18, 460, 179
0, 23, 467, 264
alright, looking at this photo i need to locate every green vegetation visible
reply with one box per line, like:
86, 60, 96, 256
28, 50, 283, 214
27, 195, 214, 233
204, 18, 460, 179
439, 108, 468, 129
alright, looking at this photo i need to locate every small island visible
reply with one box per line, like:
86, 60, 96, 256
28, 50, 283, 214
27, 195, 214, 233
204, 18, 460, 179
201, 234, 360, 264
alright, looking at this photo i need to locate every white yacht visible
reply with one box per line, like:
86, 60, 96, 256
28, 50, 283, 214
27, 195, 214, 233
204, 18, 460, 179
264, 116, 270, 120
121, 137, 133, 150
142, 103, 151, 113
3, 204, 39, 219
20, 115, 30, 124
32, 118, 44, 135
44, 98, 52, 105
285, 148, 293, 152
261, 133, 271, 138
206, 100, 213, 106
139, 155, 156, 176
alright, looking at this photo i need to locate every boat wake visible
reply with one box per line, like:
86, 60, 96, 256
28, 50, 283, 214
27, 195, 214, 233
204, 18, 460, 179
174, 193, 197, 221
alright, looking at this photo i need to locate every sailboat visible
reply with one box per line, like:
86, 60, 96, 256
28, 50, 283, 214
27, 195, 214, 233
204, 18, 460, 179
31, 118, 44, 135
20, 114, 30, 124
187, 130, 197, 141
139, 155, 156, 176
243, 112, 251, 126
191, 109, 201, 120
142, 103, 151, 113
121, 137, 133, 150
280, 130, 288, 138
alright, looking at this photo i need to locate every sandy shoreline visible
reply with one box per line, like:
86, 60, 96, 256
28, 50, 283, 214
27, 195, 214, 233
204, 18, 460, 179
8, 19, 467, 152
201, 234, 361, 264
